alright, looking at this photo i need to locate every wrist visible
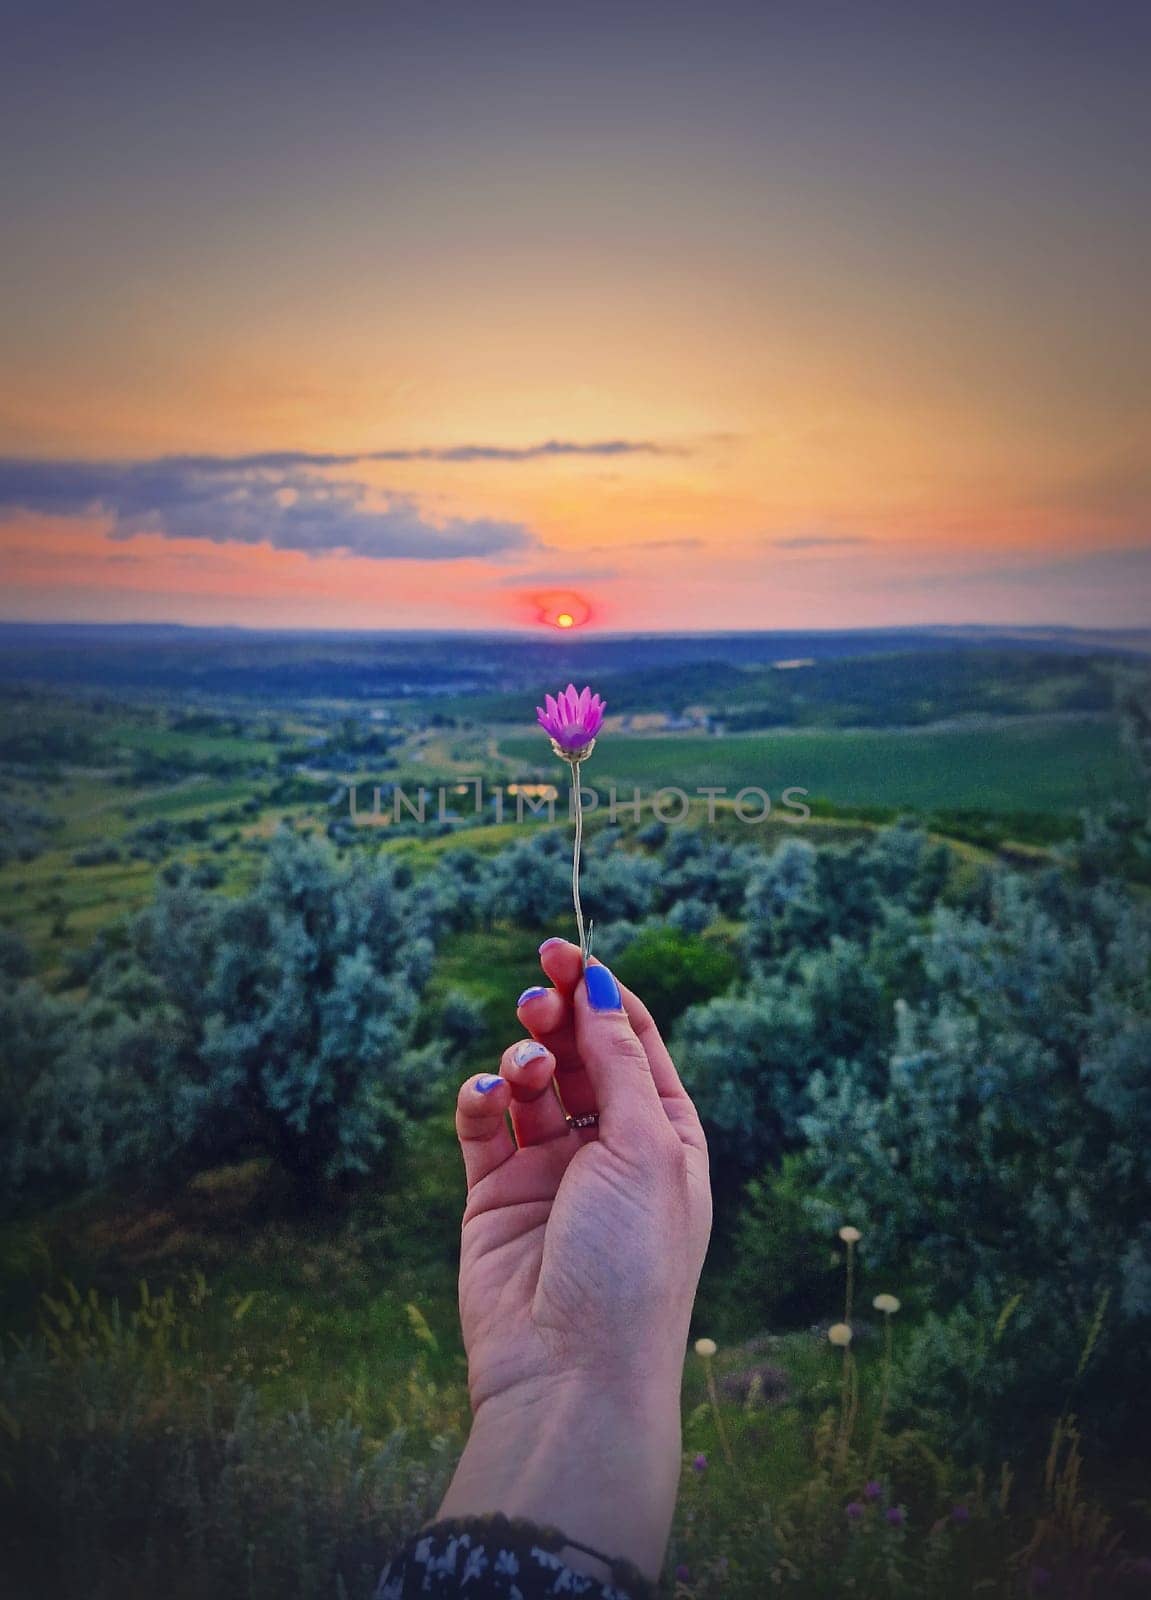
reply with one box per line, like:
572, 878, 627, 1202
439, 1370, 682, 1583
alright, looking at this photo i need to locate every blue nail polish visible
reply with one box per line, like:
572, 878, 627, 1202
517, 986, 548, 1006
585, 964, 622, 1012
475, 1075, 503, 1095
513, 1040, 548, 1067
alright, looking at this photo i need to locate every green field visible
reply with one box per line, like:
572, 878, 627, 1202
4, 703, 1140, 975
502, 716, 1140, 814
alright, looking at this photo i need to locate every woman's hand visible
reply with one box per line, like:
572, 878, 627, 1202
453, 936, 711, 1407
437, 937, 712, 1582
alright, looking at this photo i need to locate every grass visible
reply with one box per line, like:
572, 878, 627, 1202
0, 750, 275, 968
3, 1194, 1144, 1600
107, 721, 281, 765
0, 1127, 468, 1407
423, 925, 550, 1054
502, 716, 1141, 815
121, 777, 258, 817
0, 1260, 462, 1600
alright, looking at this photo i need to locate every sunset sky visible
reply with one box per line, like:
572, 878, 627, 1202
1, 0, 1148, 631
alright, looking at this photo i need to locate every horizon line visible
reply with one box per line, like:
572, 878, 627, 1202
1, 619, 1147, 639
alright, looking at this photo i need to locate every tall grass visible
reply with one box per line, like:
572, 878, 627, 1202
669, 1243, 1146, 1598
1, 1257, 1147, 1597
0, 1277, 461, 1600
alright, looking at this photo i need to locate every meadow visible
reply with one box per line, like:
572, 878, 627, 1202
1, 633, 1150, 1597
501, 717, 1140, 817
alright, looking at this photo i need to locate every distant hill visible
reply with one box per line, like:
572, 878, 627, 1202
0, 622, 1147, 704
453, 650, 1139, 730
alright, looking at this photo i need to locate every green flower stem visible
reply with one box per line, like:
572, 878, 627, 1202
844, 1237, 856, 1326
701, 1352, 735, 1467
866, 1313, 894, 1477
835, 1347, 859, 1481
567, 756, 590, 964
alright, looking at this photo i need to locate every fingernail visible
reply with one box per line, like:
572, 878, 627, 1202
513, 1040, 548, 1067
584, 964, 623, 1012
517, 986, 548, 1006
475, 1075, 503, 1095
538, 937, 565, 953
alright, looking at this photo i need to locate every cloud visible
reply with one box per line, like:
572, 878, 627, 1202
166, 439, 675, 469
950, 544, 1151, 587
634, 537, 704, 552
0, 440, 677, 560
582, 537, 703, 555
494, 565, 620, 587
0, 455, 540, 561
773, 534, 871, 550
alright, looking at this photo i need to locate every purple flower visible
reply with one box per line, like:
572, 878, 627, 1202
675, 1564, 691, 1583
951, 1504, 970, 1524
536, 683, 606, 754
885, 1506, 906, 1527
846, 1501, 865, 1521
692, 1452, 708, 1473
864, 1479, 882, 1500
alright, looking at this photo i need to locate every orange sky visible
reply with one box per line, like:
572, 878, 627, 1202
1, 2, 1148, 630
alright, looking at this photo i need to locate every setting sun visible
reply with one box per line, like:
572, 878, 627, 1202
529, 591, 592, 631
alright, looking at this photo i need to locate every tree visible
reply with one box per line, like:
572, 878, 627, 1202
85, 830, 444, 1201
437, 988, 490, 1058
659, 835, 760, 917
0, 978, 101, 1207
0, 927, 31, 980
799, 865, 1151, 1452
481, 833, 572, 930
582, 851, 660, 922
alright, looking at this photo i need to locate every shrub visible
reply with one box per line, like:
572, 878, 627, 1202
481, 832, 572, 930
1, 831, 450, 1208
724, 1154, 841, 1329
674, 938, 891, 1193
799, 866, 1151, 1452
582, 850, 660, 922
436, 988, 489, 1058
72, 842, 123, 867
667, 895, 717, 934
659, 833, 760, 917
611, 924, 738, 1034
0, 926, 31, 979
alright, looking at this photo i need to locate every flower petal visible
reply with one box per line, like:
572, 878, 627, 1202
537, 683, 605, 749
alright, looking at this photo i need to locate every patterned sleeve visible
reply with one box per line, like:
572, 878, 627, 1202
375, 1514, 654, 1600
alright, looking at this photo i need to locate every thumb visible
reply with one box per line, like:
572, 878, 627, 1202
573, 960, 663, 1144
